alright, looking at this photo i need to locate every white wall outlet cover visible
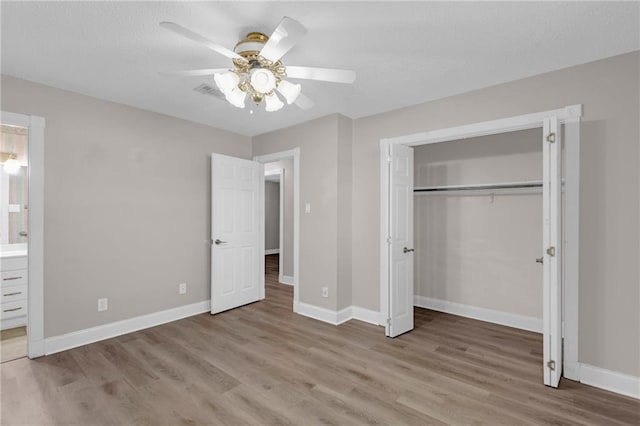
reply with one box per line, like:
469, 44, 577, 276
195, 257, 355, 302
179, 283, 187, 294
305, 203, 311, 213
321, 286, 328, 298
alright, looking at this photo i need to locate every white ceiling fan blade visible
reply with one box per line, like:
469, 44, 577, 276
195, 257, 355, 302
160, 22, 244, 61
160, 68, 229, 77
285, 66, 356, 84
294, 92, 314, 110
259, 16, 307, 62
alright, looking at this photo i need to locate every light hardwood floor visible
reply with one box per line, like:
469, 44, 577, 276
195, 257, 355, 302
0, 327, 27, 364
1, 255, 638, 425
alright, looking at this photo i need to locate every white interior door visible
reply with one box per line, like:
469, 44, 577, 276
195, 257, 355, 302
211, 154, 264, 314
386, 143, 414, 337
543, 117, 563, 387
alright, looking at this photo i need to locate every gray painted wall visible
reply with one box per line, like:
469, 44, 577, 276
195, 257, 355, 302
264, 181, 280, 251
413, 128, 542, 319
1, 75, 252, 337
351, 51, 639, 376
253, 115, 342, 310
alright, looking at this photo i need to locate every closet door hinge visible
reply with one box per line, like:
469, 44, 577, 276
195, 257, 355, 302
546, 360, 556, 371
546, 246, 556, 257
387, 237, 392, 244
546, 132, 556, 143
387, 157, 392, 163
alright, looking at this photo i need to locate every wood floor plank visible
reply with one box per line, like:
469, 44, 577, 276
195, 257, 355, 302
1, 254, 638, 425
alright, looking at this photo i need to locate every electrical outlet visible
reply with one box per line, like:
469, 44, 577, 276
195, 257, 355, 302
321, 287, 328, 298
179, 283, 187, 295
97, 298, 108, 312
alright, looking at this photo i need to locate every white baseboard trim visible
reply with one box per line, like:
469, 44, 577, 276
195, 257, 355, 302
564, 360, 581, 382
296, 301, 342, 324
580, 363, 640, 399
265, 249, 279, 255
351, 306, 385, 326
279, 275, 294, 286
28, 338, 45, 358
414, 295, 542, 333
296, 302, 384, 327
44, 300, 211, 355
336, 307, 352, 325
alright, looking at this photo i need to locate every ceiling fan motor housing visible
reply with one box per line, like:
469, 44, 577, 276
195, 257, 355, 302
234, 32, 269, 58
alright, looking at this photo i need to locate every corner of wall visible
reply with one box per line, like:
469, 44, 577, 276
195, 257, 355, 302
337, 116, 354, 310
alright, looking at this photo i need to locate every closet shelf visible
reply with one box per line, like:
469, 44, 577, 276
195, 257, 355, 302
414, 180, 542, 195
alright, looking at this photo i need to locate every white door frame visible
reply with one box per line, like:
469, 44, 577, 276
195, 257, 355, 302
1, 110, 45, 358
264, 168, 285, 281
380, 104, 582, 381
254, 148, 300, 312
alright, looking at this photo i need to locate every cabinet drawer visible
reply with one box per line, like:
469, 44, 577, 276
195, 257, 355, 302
0, 256, 28, 271
1, 299, 27, 320
0, 284, 27, 304
0, 269, 28, 287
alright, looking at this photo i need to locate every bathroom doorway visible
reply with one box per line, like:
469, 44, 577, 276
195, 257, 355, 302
1, 110, 45, 360
1, 123, 29, 362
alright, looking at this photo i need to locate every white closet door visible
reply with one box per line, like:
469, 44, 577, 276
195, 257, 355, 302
387, 144, 414, 337
211, 154, 264, 314
543, 117, 563, 387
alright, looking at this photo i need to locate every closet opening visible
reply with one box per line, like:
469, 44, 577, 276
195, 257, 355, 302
413, 128, 545, 382
413, 127, 544, 330
380, 105, 582, 388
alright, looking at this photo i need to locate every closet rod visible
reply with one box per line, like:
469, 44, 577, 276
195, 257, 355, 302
414, 181, 542, 193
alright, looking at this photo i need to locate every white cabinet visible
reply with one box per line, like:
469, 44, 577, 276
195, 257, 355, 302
1, 255, 28, 330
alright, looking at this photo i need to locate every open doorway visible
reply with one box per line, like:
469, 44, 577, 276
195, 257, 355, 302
254, 148, 300, 312
1, 123, 29, 362
264, 168, 283, 293
380, 105, 582, 388
263, 160, 294, 289
1, 111, 45, 360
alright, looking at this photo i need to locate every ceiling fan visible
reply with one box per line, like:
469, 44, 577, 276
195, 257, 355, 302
160, 17, 356, 112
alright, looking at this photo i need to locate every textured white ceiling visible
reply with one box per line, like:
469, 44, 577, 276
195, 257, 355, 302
1, 2, 638, 136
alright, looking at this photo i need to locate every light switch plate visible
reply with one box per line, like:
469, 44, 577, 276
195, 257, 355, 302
97, 298, 108, 312
305, 203, 311, 213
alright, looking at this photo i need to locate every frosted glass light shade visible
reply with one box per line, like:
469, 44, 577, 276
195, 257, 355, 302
225, 88, 246, 108
277, 80, 301, 104
3, 158, 20, 175
250, 69, 276, 94
264, 92, 284, 112
214, 72, 239, 95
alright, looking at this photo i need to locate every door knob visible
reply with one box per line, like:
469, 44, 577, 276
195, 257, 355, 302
536, 257, 544, 264
214, 239, 227, 245
403, 247, 414, 253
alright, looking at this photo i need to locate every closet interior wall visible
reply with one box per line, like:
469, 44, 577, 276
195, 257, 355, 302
413, 128, 544, 326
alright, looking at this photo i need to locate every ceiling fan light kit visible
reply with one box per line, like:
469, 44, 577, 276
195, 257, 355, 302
265, 92, 285, 112
161, 17, 356, 112
277, 79, 301, 105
